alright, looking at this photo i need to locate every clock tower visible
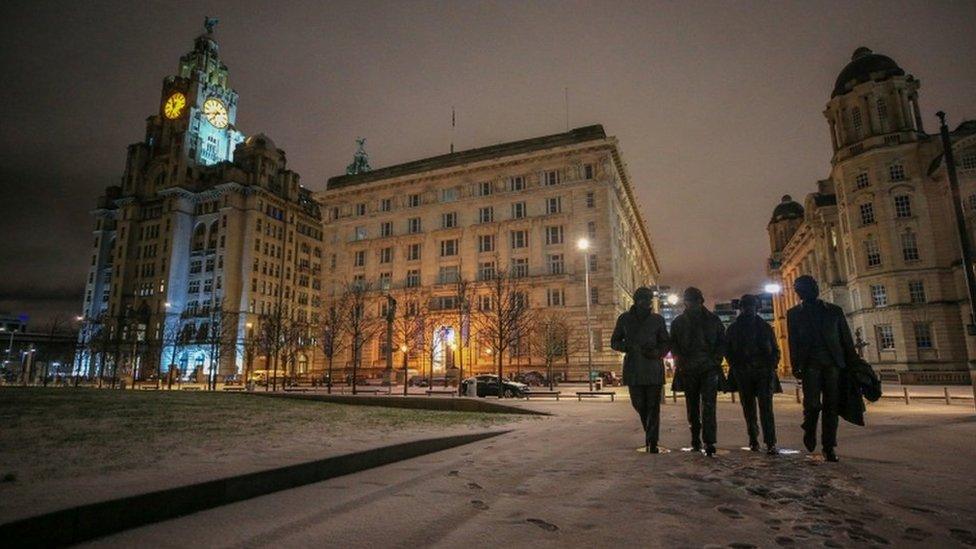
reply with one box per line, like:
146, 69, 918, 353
132, 19, 245, 197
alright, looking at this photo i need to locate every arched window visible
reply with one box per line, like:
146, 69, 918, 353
901, 231, 920, 262
893, 195, 912, 218
192, 224, 206, 251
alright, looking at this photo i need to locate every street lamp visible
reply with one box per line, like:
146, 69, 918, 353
577, 238, 595, 391
666, 293, 680, 306
400, 344, 409, 396
764, 283, 782, 295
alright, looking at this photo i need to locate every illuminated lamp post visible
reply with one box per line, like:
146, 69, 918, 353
577, 238, 595, 391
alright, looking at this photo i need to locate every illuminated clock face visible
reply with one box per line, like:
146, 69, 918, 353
202, 97, 229, 128
163, 92, 186, 119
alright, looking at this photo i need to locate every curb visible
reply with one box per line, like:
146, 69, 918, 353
0, 430, 510, 548
248, 392, 551, 415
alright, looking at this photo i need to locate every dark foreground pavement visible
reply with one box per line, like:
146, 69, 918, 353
83, 396, 976, 548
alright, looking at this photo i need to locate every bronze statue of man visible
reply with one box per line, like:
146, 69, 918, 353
786, 275, 857, 462
611, 287, 670, 453
670, 287, 726, 456
726, 294, 780, 454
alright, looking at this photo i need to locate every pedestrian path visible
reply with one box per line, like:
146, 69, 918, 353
84, 398, 976, 548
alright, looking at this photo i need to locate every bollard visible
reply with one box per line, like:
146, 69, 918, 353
672, 389, 677, 404
903, 386, 910, 405
795, 385, 801, 403
661, 384, 667, 404
731, 391, 736, 403
944, 386, 952, 406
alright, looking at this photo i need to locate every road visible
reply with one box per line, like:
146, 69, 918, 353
85, 395, 976, 548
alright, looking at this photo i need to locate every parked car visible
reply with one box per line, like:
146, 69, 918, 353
408, 375, 430, 387
459, 375, 529, 398
514, 370, 552, 387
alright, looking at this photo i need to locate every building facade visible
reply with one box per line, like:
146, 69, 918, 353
317, 126, 660, 380
77, 24, 323, 382
768, 47, 976, 382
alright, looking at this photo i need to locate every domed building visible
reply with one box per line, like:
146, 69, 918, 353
768, 48, 976, 383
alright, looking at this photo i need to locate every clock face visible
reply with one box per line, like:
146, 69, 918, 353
202, 97, 229, 128
163, 92, 186, 119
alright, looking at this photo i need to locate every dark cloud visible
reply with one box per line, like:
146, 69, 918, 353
1, 0, 975, 323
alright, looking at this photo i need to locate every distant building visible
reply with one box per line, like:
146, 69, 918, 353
768, 47, 976, 383
317, 126, 661, 379
653, 285, 680, 328
76, 24, 323, 382
0, 313, 28, 333
0, 315, 77, 385
714, 293, 775, 328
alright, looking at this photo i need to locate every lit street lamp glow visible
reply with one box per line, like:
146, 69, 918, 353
764, 283, 783, 295
667, 293, 680, 306
577, 237, 591, 251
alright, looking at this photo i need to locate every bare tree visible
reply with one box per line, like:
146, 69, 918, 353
196, 305, 236, 391
258, 305, 289, 391
280, 316, 314, 386
340, 281, 383, 394
318, 292, 351, 393
240, 321, 260, 389
392, 289, 429, 394
471, 269, 536, 398
160, 313, 187, 390
451, 275, 473, 385
528, 312, 586, 390
34, 313, 75, 385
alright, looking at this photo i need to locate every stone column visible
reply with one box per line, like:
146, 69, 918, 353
898, 88, 913, 131
911, 96, 924, 133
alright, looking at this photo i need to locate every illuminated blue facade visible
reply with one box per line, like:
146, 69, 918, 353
76, 22, 323, 384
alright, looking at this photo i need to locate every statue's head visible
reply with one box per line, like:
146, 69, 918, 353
683, 287, 704, 312
633, 287, 653, 309
794, 275, 819, 302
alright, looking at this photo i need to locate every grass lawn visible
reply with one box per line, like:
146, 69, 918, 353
0, 388, 518, 485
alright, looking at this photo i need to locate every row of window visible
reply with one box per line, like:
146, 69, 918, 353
858, 230, 919, 269
856, 194, 914, 226
875, 322, 933, 351
852, 163, 907, 191
351, 194, 596, 241
354, 254, 599, 291
849, 98, 890, 139
376, 287, 597, 319
859, 280, 927, 309
352, 228, 596, 267
336, 167, 597, 220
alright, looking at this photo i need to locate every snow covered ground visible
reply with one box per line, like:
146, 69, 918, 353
84, 394, 976, 548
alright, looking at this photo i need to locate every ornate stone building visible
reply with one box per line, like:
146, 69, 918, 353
768, 48, 976, 382
317, 126, 660, 380
77, 24, 323, 382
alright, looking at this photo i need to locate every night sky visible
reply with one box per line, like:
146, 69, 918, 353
2, 0, 975, 325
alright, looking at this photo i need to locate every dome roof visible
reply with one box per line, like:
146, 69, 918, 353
832, 47, 905, 98
771, 194, 804, 222
244, 133, 276, 150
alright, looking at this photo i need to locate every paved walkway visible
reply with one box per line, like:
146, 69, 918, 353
85, 397, 976, 548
